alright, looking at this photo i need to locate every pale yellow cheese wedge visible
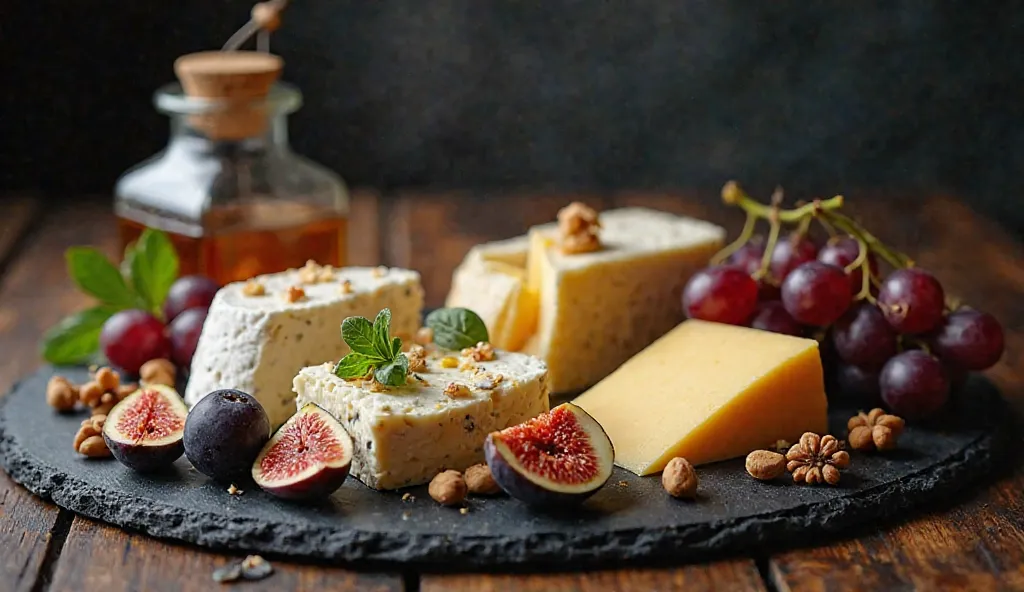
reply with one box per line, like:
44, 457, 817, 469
526, 208, 724, 393
574, 319, 828, 475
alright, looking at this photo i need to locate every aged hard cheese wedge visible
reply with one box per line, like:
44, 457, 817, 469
574, 320, 828, 475
446, 235, 539, 351
293, 349, 549, 489
526, 208, 724, 393
185, 264, 423, 426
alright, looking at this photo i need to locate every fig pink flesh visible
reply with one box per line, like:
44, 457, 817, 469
496, 406, 599, 485
258, 411, 348, 481
114, 390, 185, 444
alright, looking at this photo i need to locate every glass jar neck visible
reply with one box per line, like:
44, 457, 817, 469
168, 112, 290, 153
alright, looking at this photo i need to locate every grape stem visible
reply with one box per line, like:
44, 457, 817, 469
710, 211, 757, 266
721, 182, 844, 223
822, 211, 914, 270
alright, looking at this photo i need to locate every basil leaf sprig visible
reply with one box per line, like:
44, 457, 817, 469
40, 228, 180, 365
333, 309, 410, 387
425, 308, 490, 350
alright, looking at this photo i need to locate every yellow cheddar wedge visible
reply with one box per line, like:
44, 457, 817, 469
574, 319, 828, 475
526, 208, 724, 393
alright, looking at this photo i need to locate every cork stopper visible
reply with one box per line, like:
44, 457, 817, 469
174, 51, 283, 139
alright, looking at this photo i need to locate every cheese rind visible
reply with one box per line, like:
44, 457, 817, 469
528, 208, 725, 393
574, 320, 828, 475
294, 351, 549, 490
184, 266, 423, 426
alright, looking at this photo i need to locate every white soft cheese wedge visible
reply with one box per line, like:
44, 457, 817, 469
185, 265, 423, 426
293, 350, 549, 490
526, 208, 725, 393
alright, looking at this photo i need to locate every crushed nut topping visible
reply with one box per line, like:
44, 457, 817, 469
140, 358, 175, 387
73, 415, 111, 457
242, 280, 266, 296
227, 484, 244, 496
414, 326, 434, 346
407, 345, 428, 373
440, 356, 459, 369
339, 279, 354, 294
745, 450, 787, 481
444, 382, 472, 398
283, 285, 306, 303
786, 433, 850, 486
472, 372, 504, 390
461, 341, 495, 362
46, 375, 79, 412
297, 260, 336, 284
367, 378, 388, 393
557, 201, 602, 254
662, 457, 698, 499
372, 266, 389, 278
848, 408, 905, 452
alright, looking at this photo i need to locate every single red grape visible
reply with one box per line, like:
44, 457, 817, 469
749, 301, 805, 336
770, 233, 818, 282
726, 237, 766, 274
928, 308, 1004, 371
835, 363, 883, 406
831, 302, 898, 369
877, 268, 945, 334
682, 266, 759, 325
780, 262, 852, 327
880, 350, 950, 418
817, 236, 879, 295
163, 275, 219, 322
100, 309, 172, 375
169, 306, 209, 369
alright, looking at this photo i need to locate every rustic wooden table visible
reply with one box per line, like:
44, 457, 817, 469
2, 192, 1022, 592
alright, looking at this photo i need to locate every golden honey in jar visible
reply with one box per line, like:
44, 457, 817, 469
114, 52, 348, 284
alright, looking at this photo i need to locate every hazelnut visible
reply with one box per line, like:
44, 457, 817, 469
78, 381, 105, 407
745, 450, 787, 481
94, 367, 120, 392
662, 457, 698, 499
74, 415, 111, 457
46, 376, 78, 412
464, 464, 501, 495
140, 359, 176, 387
428, 470, 467, 506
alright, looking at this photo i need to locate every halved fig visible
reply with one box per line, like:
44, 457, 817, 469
251, 403, 354, 500
484, 402, 614, 506
102, 385, 188, 472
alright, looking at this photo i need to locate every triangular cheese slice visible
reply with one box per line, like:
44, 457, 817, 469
574, 320, 828, 475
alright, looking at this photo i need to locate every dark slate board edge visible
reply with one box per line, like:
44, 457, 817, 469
0, 381, 1010, 571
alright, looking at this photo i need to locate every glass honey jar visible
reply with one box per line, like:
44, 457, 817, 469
115, 51, 348, 285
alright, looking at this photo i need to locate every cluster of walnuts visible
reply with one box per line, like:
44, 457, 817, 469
45, 359, 176, 457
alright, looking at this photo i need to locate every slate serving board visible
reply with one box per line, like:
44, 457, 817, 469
0, 366, 1012, 570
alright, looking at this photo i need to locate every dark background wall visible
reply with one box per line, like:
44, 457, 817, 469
1, 2, 1021, 232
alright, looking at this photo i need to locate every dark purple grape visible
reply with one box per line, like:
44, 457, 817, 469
770, 234, 818, 282
163, 275, 219, 322
780, 262, 852, 327
817, 236, 879, 295
877, 268, 945, 334
835, 363, 883, 406
831, 302, 899, 370
928, 308, 1004, 371
880, 350, 950, 418
726, 237, 766, 275
100, 310, 172, 375
682, 266, 759, 326
169, 306, 209, 369
749, 301, 804, 336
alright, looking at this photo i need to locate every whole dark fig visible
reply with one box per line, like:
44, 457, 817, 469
184, 389, 270, 483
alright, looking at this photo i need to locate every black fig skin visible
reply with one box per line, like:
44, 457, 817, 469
484, 434, 611, 507
184, 389, 270, 483
254, 463, 351, 501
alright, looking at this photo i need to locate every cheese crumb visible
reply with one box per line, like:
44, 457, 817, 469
242, 280, 266, 297
459, 507, 469, 515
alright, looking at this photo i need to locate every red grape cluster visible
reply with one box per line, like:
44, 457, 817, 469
99, 275, 218, 376
683, 184, 1005, 420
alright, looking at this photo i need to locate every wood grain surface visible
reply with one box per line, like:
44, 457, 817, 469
1, 190, 1023, 591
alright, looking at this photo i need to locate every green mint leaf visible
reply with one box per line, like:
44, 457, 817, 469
374, 353, 409, 387
425, 307, 490, 350
372, 309, 394, 359
66, 247, 139, 309
333, 352, 377, 379
129, 229, 179, 315
41, 305, 118, 365
341, 316, 380, 357
391, 337, 403, 358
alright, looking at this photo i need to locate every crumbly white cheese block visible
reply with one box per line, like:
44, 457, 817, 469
293, 350, 549, 490
527, 208, 725, 393
185, 265, 423, 426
